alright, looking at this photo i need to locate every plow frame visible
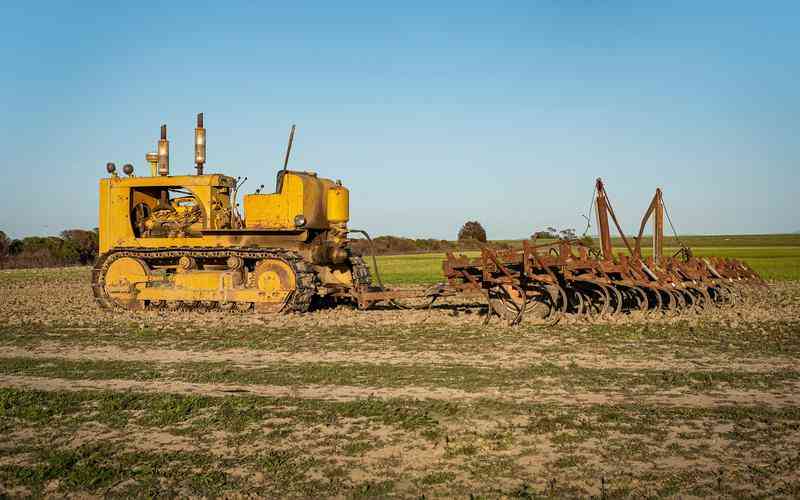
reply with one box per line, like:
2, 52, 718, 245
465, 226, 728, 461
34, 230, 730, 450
350, 178, 765, 324
439, 179, 766, 324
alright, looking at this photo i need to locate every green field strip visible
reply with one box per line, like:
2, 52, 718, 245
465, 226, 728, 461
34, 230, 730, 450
4, 387, 800, 441
0, 433, 392, 498
1, 356, 799, 394
2, 320, 799, 359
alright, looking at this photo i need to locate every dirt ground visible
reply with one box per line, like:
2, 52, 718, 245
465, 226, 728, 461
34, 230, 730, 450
1, 267, 799, 497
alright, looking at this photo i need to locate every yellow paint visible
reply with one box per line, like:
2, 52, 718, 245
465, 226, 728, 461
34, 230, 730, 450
104, 257, 148, 300
98, 174, 237, 254
99, 171, 349, 254
98, 179, 111, 253
97, 168, 355, 307
174, 270, 241, 290
136, 286, 290, 304
257, 272, 281, 291
255, 259, 296, 291
326, 185, 349, 223
244, 171, 337, 229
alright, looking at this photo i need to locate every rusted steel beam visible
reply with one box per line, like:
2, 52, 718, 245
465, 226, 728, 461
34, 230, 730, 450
598, 182, 635, 256
653, 188, 664, 261
356, 289, 435, 301
595, 179, 613, 260
522, 240, 532, 278
634, 190, 658, 258
482, 247, 516, 281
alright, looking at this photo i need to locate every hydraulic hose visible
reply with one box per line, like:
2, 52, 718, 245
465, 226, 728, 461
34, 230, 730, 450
347, 229, 385, 290
347, 229, 445, 311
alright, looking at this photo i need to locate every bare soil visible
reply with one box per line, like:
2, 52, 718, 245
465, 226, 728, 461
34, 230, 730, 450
2, 344, 796, 372
2, 374, 798, 408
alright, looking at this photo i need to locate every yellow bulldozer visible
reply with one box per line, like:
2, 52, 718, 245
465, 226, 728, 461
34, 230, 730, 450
93, 114, 372, 313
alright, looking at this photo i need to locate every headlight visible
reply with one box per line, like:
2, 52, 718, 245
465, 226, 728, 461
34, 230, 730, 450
294, 214, 306, 227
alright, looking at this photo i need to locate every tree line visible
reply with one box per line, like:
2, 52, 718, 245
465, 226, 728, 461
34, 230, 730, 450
349, 221, 508, 255
0, 221, 589, 268
0, 223, 493, 267
0, 229, 99, 269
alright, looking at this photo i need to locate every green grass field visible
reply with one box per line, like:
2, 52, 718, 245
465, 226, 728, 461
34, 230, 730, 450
371, 237, 800, 285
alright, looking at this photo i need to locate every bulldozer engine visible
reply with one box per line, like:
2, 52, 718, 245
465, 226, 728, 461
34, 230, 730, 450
93, 114, 370, 313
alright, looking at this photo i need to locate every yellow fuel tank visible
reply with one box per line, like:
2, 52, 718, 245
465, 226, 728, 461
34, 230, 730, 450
327, 185, 349, 223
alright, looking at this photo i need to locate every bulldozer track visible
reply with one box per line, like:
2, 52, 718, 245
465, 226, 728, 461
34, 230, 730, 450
92, 247, 320, 313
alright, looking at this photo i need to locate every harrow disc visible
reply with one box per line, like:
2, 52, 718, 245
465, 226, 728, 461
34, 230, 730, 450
442, 244, 766, 325
487, 284, 563, 326
631, 286, 649, 312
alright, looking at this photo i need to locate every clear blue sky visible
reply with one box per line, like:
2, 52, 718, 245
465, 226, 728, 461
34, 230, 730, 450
0, 1, 797, 240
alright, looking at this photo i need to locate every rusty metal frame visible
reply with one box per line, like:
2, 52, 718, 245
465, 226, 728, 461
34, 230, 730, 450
437, 178, 766, 324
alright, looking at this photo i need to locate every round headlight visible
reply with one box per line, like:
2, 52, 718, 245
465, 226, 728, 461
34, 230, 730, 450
294, 214, 306, 227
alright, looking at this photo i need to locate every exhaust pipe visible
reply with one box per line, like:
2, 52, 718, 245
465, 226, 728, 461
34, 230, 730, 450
157, 124, 169, 176
194, 113, 206, 175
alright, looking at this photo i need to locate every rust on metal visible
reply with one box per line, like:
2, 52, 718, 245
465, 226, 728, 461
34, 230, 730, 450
440, 178, 766, 325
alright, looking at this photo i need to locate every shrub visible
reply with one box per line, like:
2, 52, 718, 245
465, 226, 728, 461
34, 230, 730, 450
61, 229, 99, 264
0, 228, 99, 269
0, 231, 9, 258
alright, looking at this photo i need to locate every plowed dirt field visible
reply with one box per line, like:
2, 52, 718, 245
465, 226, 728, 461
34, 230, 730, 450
1, 266, 799, 497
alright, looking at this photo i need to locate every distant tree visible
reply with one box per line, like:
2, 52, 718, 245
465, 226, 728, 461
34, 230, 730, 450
458, 221, 487, 243
559, 228, 577, 240
61, 229, 99, 264
8, 239, 23, 256
0, 231, 9, 258
19, 237, 60, 254
531, 230, 553, 239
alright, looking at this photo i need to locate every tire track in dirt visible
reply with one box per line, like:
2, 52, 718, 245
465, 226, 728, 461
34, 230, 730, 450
2, 374, 798, 408
0, 345, 794, 373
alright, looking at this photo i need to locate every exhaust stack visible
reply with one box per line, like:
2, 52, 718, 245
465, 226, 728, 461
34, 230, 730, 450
157, 124, 169, 176
194, 113, 206, 175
